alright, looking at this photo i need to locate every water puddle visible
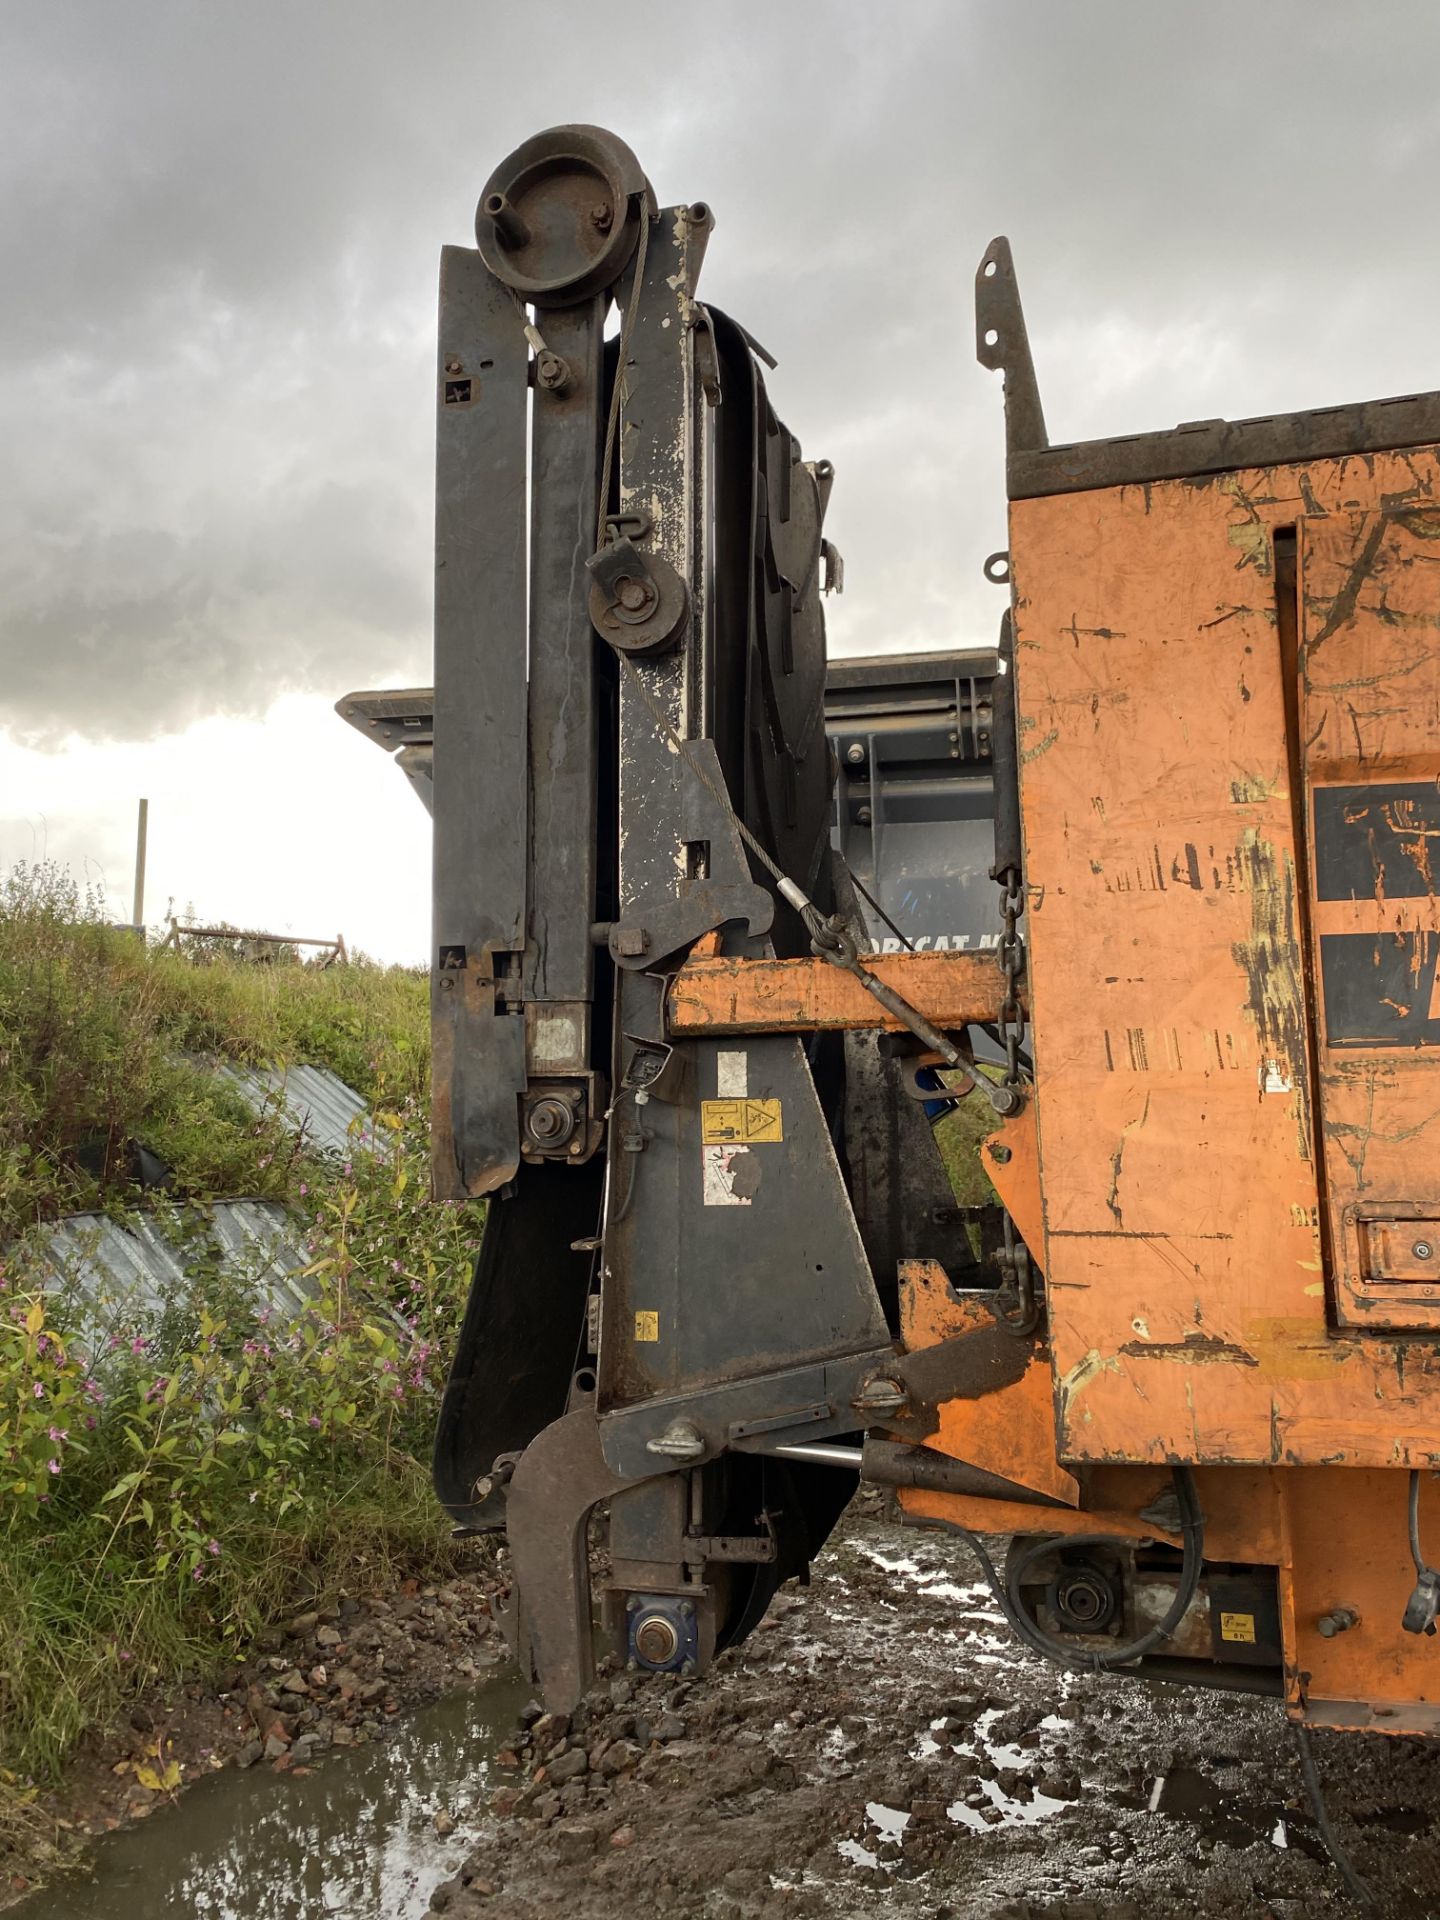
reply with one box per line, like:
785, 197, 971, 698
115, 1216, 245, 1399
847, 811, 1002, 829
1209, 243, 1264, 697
838, 1801, 911, 1869
17, 1676, 531, 1919
1138, 1765, 1324, 1860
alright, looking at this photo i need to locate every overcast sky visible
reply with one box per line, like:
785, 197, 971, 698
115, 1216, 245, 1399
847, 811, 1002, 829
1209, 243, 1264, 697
3, 1, 1439, 961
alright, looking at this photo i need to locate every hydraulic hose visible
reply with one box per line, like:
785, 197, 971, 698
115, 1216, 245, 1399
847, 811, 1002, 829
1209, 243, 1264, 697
956, 1465, 1205, 1674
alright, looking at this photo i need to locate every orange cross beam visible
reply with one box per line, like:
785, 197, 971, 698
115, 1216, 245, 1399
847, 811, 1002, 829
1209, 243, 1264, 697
665, 947, 1023, 1038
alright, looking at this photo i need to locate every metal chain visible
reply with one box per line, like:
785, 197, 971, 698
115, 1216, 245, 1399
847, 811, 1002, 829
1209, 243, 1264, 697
997, 876, 1026, 1101
990, 860, 1038, 1334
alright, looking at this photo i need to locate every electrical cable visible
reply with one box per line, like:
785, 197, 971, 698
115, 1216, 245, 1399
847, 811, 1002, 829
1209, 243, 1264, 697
1409, 1466, 1427, 1577
1292, 1722, 1374, 1908
953, 1466, 1205, 1674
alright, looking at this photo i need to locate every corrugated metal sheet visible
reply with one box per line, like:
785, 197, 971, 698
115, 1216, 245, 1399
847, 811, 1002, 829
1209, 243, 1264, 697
28, 1200, 316, 1338
214, 1061, 386, 1159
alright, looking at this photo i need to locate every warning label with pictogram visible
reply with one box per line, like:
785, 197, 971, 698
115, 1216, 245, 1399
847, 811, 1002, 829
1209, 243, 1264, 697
700, 1098, 784, 1144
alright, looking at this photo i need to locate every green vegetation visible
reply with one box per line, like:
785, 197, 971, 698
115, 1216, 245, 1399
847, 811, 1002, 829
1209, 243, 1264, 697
934, 1068, 1004, 1207
0, 863, 482, 1841
0, 860, 1005, 1858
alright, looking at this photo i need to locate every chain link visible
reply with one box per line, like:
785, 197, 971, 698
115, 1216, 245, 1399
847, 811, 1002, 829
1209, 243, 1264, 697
998, 877, 1026, 1093
991, 865, 1038, 1335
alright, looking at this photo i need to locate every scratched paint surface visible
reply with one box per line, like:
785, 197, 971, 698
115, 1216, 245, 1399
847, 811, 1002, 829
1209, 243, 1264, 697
1010, 444, 1440, 1466
1301, 508, 1440, 1332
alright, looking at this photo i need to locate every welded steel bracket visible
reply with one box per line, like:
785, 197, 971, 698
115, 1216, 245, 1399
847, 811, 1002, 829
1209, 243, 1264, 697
975, 236, 1048, 460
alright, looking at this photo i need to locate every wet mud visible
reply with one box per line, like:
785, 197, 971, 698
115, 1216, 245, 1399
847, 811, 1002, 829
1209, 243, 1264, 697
17, 1510, 1440, 1917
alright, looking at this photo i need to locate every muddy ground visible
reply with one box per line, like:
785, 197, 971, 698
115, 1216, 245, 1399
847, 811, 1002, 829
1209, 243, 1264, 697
434, 1507, 1440, 1920
10, 1503, 1440, 1916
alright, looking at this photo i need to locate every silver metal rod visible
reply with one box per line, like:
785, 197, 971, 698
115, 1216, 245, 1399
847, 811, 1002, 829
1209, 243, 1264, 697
770, 1442, 863, 1470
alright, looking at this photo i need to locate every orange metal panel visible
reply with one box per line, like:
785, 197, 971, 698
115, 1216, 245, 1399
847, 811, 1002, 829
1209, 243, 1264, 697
983, 1106, 1044, 1260
1299, 508, 1440, 1333
1011, 446, 1440, 1467
897, 1258, 1077, 1505
666, 949, 1012, 1037
1281, 1467, 1440, 1733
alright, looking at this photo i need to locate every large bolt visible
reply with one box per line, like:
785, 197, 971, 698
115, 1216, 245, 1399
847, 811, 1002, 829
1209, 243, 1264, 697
852, 1374, 908, 1416
845, 742, 865, 765
1414, 1240, 1435, 1262
634, 1614, 680, 1667
589, 200, 614, 232
535, 351, 570, 393
1317, 1607, 1360, 1638
613, 575, 657, 618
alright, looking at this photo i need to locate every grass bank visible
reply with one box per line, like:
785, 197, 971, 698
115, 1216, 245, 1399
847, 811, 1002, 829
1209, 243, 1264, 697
0, 864, 482, 1852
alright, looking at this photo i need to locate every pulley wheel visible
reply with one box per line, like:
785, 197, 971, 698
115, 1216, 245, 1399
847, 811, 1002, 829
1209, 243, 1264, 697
475, 123, 654, 308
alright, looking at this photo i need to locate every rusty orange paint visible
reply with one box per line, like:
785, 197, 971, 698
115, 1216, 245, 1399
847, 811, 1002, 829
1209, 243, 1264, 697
898, 1461, 1285, 1563
897, 1259, 1077, 1506
1280, 1467, 1440, 1733
666, 949, 1015, 1038
1009, 443, 1440, 1469
983, 1105, 1044, 1261
900, 1459, 1440, 1726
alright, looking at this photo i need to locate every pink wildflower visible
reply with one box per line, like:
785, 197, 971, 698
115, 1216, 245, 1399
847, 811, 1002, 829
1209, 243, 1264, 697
46, 1458, 60, 1474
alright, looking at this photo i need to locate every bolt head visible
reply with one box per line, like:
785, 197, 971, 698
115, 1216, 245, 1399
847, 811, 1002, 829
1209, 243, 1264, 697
589, 200, 614, 231
845, 742, 865, 765
1414, 1240, 1435, 1261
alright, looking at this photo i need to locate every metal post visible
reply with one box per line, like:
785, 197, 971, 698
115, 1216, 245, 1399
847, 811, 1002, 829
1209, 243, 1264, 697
132, 798, 148, 932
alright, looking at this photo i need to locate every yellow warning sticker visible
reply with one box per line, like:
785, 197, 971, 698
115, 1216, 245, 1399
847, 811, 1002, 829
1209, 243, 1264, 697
701, 1098, 783, 1145
634, 1310, 659, 1343
1220, 1610, 1256, 1644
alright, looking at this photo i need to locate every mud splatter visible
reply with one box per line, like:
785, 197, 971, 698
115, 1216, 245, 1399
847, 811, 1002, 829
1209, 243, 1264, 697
1231, 829, 1313, 1164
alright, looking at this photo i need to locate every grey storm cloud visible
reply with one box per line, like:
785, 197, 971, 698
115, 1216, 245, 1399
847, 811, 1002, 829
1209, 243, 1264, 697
3, 0, 1440, 744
